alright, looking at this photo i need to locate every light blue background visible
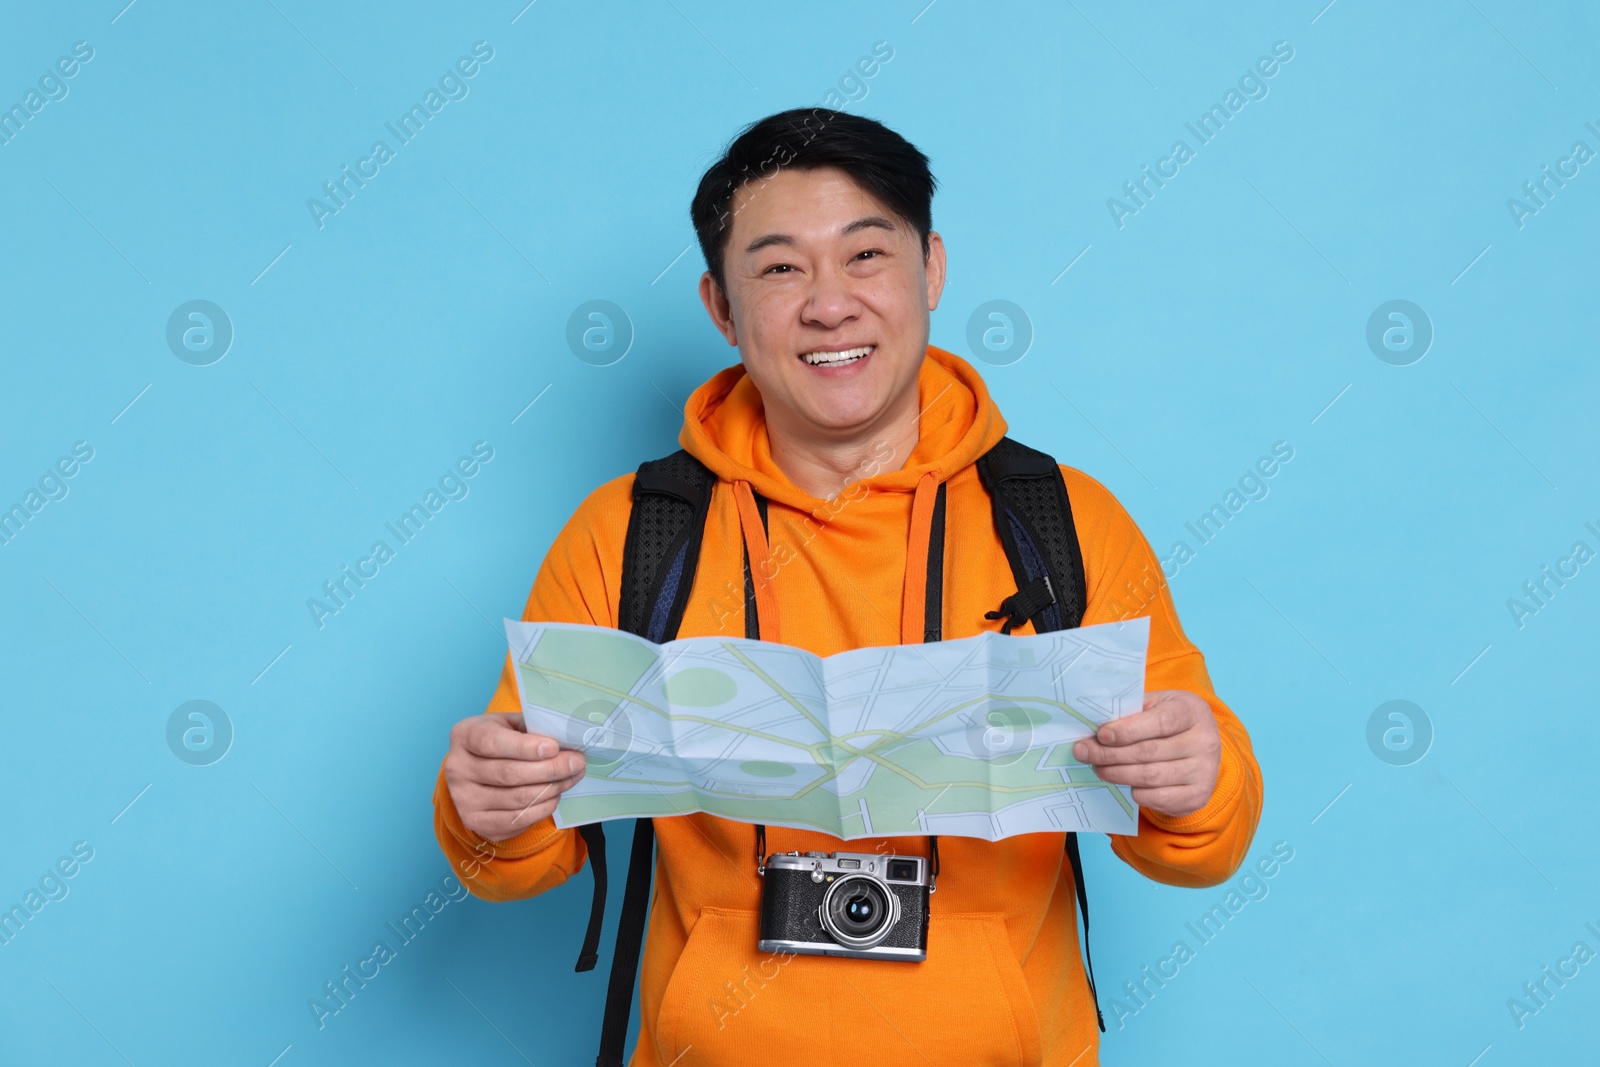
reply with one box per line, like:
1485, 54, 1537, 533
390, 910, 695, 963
2, 1, 1596, 1064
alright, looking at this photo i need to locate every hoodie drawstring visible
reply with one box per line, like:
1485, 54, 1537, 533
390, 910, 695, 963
900, 470, 940, 646
733, 480, 782, 644
735, 470, 940, 647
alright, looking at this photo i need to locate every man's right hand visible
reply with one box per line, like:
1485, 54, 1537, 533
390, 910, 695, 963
443, 712, 587, 843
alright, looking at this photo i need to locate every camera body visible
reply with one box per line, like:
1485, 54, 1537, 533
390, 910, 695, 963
757, 850, 929, 961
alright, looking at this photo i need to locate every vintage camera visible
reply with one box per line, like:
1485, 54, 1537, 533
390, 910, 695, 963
757, 850, 930, 961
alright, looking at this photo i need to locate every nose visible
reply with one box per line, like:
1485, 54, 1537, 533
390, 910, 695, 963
800, 261, 864, 331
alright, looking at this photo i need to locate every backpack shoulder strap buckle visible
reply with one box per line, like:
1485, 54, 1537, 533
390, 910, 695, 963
983, 574, 1055, 635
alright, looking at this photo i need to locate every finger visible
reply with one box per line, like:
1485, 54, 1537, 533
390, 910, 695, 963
450, 782, 547, 822
454, 775, 580, 837
469, 772, 586, 813
460, 716, 554, 761
501, 780, 571, 831
508, 775, 582, 822
450, 773, 579, 812
467, 749, 586, 788
1086, 759, 1197, 789
1074, 732, 1188, 766
1094, 698, 1196, 746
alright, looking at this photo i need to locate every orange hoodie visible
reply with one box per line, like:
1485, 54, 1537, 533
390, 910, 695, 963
434, 346, 1263, 1066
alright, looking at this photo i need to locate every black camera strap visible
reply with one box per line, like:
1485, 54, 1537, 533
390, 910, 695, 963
753, 479, 946, 885
577, 439, 1103, 1065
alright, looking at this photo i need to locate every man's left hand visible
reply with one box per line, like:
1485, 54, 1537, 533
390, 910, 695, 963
1071, 689, 1222, 819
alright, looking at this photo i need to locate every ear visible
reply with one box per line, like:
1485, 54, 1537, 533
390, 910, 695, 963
698, 271, 739, 346
923, 231, 947, 312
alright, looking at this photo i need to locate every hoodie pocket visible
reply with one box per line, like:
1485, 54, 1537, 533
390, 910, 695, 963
655, 907, 1042, 1067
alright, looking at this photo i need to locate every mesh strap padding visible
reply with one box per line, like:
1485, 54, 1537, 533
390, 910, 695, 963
618, 450, 717, 642
977, 437, 1087, 631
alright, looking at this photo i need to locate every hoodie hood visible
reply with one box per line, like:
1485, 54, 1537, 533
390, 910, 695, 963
678, 344, 1010, 508
677, 345, 1009, 646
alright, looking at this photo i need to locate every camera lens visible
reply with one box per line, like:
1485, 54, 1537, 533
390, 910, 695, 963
820, 874, 898, 949
844, 893, 876, 925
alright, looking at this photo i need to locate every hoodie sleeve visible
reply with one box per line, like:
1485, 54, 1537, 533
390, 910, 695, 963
433, 474, 635, 902
1061, 466, 1264, 889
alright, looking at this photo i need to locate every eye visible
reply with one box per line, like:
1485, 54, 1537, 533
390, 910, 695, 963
855, 249, 883, 261
764, 263, 794, 275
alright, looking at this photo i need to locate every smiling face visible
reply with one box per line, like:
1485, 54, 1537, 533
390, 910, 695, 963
699, 165, 946, 458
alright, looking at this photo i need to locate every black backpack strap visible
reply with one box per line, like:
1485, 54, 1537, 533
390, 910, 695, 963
573, 823, 608, 971
1064, 831, 1103, 1032
976, 437, 1103, 1033
976, 437, 1087, 634
575, 451, 718, 1063
597, 819, 656, 1066
619, 449, 719, 643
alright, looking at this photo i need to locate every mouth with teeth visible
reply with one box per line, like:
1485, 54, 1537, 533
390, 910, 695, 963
799, 344, 875, 370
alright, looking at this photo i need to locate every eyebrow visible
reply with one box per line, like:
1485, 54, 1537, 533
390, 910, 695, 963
743, 215, 898, 255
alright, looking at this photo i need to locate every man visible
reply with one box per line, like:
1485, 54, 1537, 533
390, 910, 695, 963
435, 108, 1262, 1065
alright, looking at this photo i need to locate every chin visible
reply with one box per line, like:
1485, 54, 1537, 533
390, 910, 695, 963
806, 399, 885, 432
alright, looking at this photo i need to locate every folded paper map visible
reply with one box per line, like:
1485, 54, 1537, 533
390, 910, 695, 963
502, 616, 1150, 841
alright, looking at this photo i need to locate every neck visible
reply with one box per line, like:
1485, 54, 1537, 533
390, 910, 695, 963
766, 389, 923, 500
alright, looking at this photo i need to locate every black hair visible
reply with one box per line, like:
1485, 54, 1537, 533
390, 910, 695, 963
689, 108, 936, 297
